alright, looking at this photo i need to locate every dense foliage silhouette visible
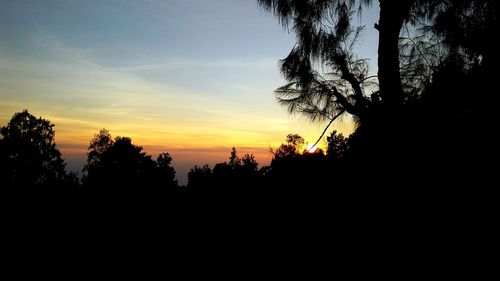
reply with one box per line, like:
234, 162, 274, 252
0, 110, 72, 188
2, 0, 495, 265
259, 0, 497, 185
82, 129, 177, 194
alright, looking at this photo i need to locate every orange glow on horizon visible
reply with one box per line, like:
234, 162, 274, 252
0, 105, 354, 185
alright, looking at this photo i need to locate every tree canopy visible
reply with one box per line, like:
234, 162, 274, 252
0, 110, 67, 186
258, 0, 498, 125
258, 0, 498, 184
82, 129, 177, 191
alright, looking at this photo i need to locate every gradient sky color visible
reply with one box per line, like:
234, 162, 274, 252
0, 0, 379, 184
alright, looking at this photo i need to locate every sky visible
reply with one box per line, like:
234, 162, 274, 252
0, 0, 379, 184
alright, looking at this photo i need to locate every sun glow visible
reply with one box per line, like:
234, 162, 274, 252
307, 143, 319, 153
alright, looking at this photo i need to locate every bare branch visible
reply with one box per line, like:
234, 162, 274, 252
309, 109, 345, 151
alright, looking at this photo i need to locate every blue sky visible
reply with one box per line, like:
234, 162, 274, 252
0, 0, 379, 184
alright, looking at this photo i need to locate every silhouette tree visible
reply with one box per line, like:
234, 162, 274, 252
257, 0, 404, 122
326, 130, 348, 161
257, 1, 496, 121
241, 154, 259, 174
420, 0, 499, 120
228, 147, 241, 168
187, 148, 263, 195
272, 134, 306, 160
240, 153, 262, 191
82, 129, 113, 184
212, 147, 242, 191
0, 110, 67, 186
156, 152, 177, 188
266, 134, 329, 193
259, 0, 497, 184
187, 164, 213, 192
82, 129, 177, 192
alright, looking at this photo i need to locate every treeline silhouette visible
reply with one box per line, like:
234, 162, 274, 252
0, 110, 350, 192
0, 105, 488, 259
2, 0, 496, 265
0, 110, 355, 259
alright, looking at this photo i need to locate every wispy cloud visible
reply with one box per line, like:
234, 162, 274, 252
107, 57, 278, 72
0, 31, 305, 154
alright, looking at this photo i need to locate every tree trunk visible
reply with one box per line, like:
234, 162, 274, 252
377, 0, 410, 111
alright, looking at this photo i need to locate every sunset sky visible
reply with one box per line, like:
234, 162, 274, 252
0, 0, 378, 184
